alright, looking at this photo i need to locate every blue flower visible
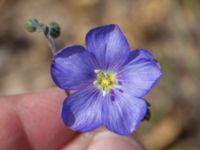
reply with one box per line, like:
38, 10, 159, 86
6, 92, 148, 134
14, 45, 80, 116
51, 24, 162, 135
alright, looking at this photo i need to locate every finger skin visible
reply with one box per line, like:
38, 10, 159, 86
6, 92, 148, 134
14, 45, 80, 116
88, 130, 145, 150
0, 100, 31, 150
62, 128, 145, 150
0, 88, 77, 150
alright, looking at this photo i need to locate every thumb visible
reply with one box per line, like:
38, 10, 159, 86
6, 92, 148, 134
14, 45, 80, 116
62, 128, 145, 150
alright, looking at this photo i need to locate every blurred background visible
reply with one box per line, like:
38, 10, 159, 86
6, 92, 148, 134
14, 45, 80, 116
0, 0, 199, 149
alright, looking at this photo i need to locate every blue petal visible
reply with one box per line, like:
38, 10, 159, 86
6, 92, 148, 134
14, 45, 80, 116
51, 45, 99, 90
118, 48, 162, 97
124, 48, 156, 65
102, 90, 147, 135
86, 24, 130, 70
61, 86, 102, 132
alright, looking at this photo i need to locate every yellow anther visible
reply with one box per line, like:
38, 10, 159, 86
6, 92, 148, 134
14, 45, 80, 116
93, 70, 116, 96
102, 79, 109, 85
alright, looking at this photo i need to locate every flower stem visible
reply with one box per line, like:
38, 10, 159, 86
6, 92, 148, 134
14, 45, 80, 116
25, 19, 60, 55
44, 32, 57, 55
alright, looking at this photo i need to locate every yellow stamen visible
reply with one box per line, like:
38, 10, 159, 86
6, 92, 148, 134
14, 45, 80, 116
93, 70, 116, 96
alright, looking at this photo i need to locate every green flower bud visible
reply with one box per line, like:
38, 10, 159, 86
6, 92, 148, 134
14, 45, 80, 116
25, 19, 39, 32
47, 22, 61, 38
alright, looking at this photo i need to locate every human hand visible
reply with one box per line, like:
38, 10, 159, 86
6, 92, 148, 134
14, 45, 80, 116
0, 88, 144, 150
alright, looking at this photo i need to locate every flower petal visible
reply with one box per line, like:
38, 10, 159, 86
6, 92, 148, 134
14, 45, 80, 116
51, 45, 99, 90
118, 48, 162, 97
102, 90, 147, 135
124, 48, 157, 65
61, 86, 102, 132
86, 24, 129, 70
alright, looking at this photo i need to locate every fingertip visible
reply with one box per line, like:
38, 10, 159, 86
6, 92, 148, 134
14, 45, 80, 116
15, 88, 78, 150
88, 130, 144, 150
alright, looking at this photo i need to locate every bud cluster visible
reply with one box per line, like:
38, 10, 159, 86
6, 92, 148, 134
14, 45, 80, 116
25, 18, 61, 54
25, 19, 61, 39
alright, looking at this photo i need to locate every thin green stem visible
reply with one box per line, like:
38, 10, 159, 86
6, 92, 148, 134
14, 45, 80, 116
29, 20, 57, 55
44, 32, 57, 55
